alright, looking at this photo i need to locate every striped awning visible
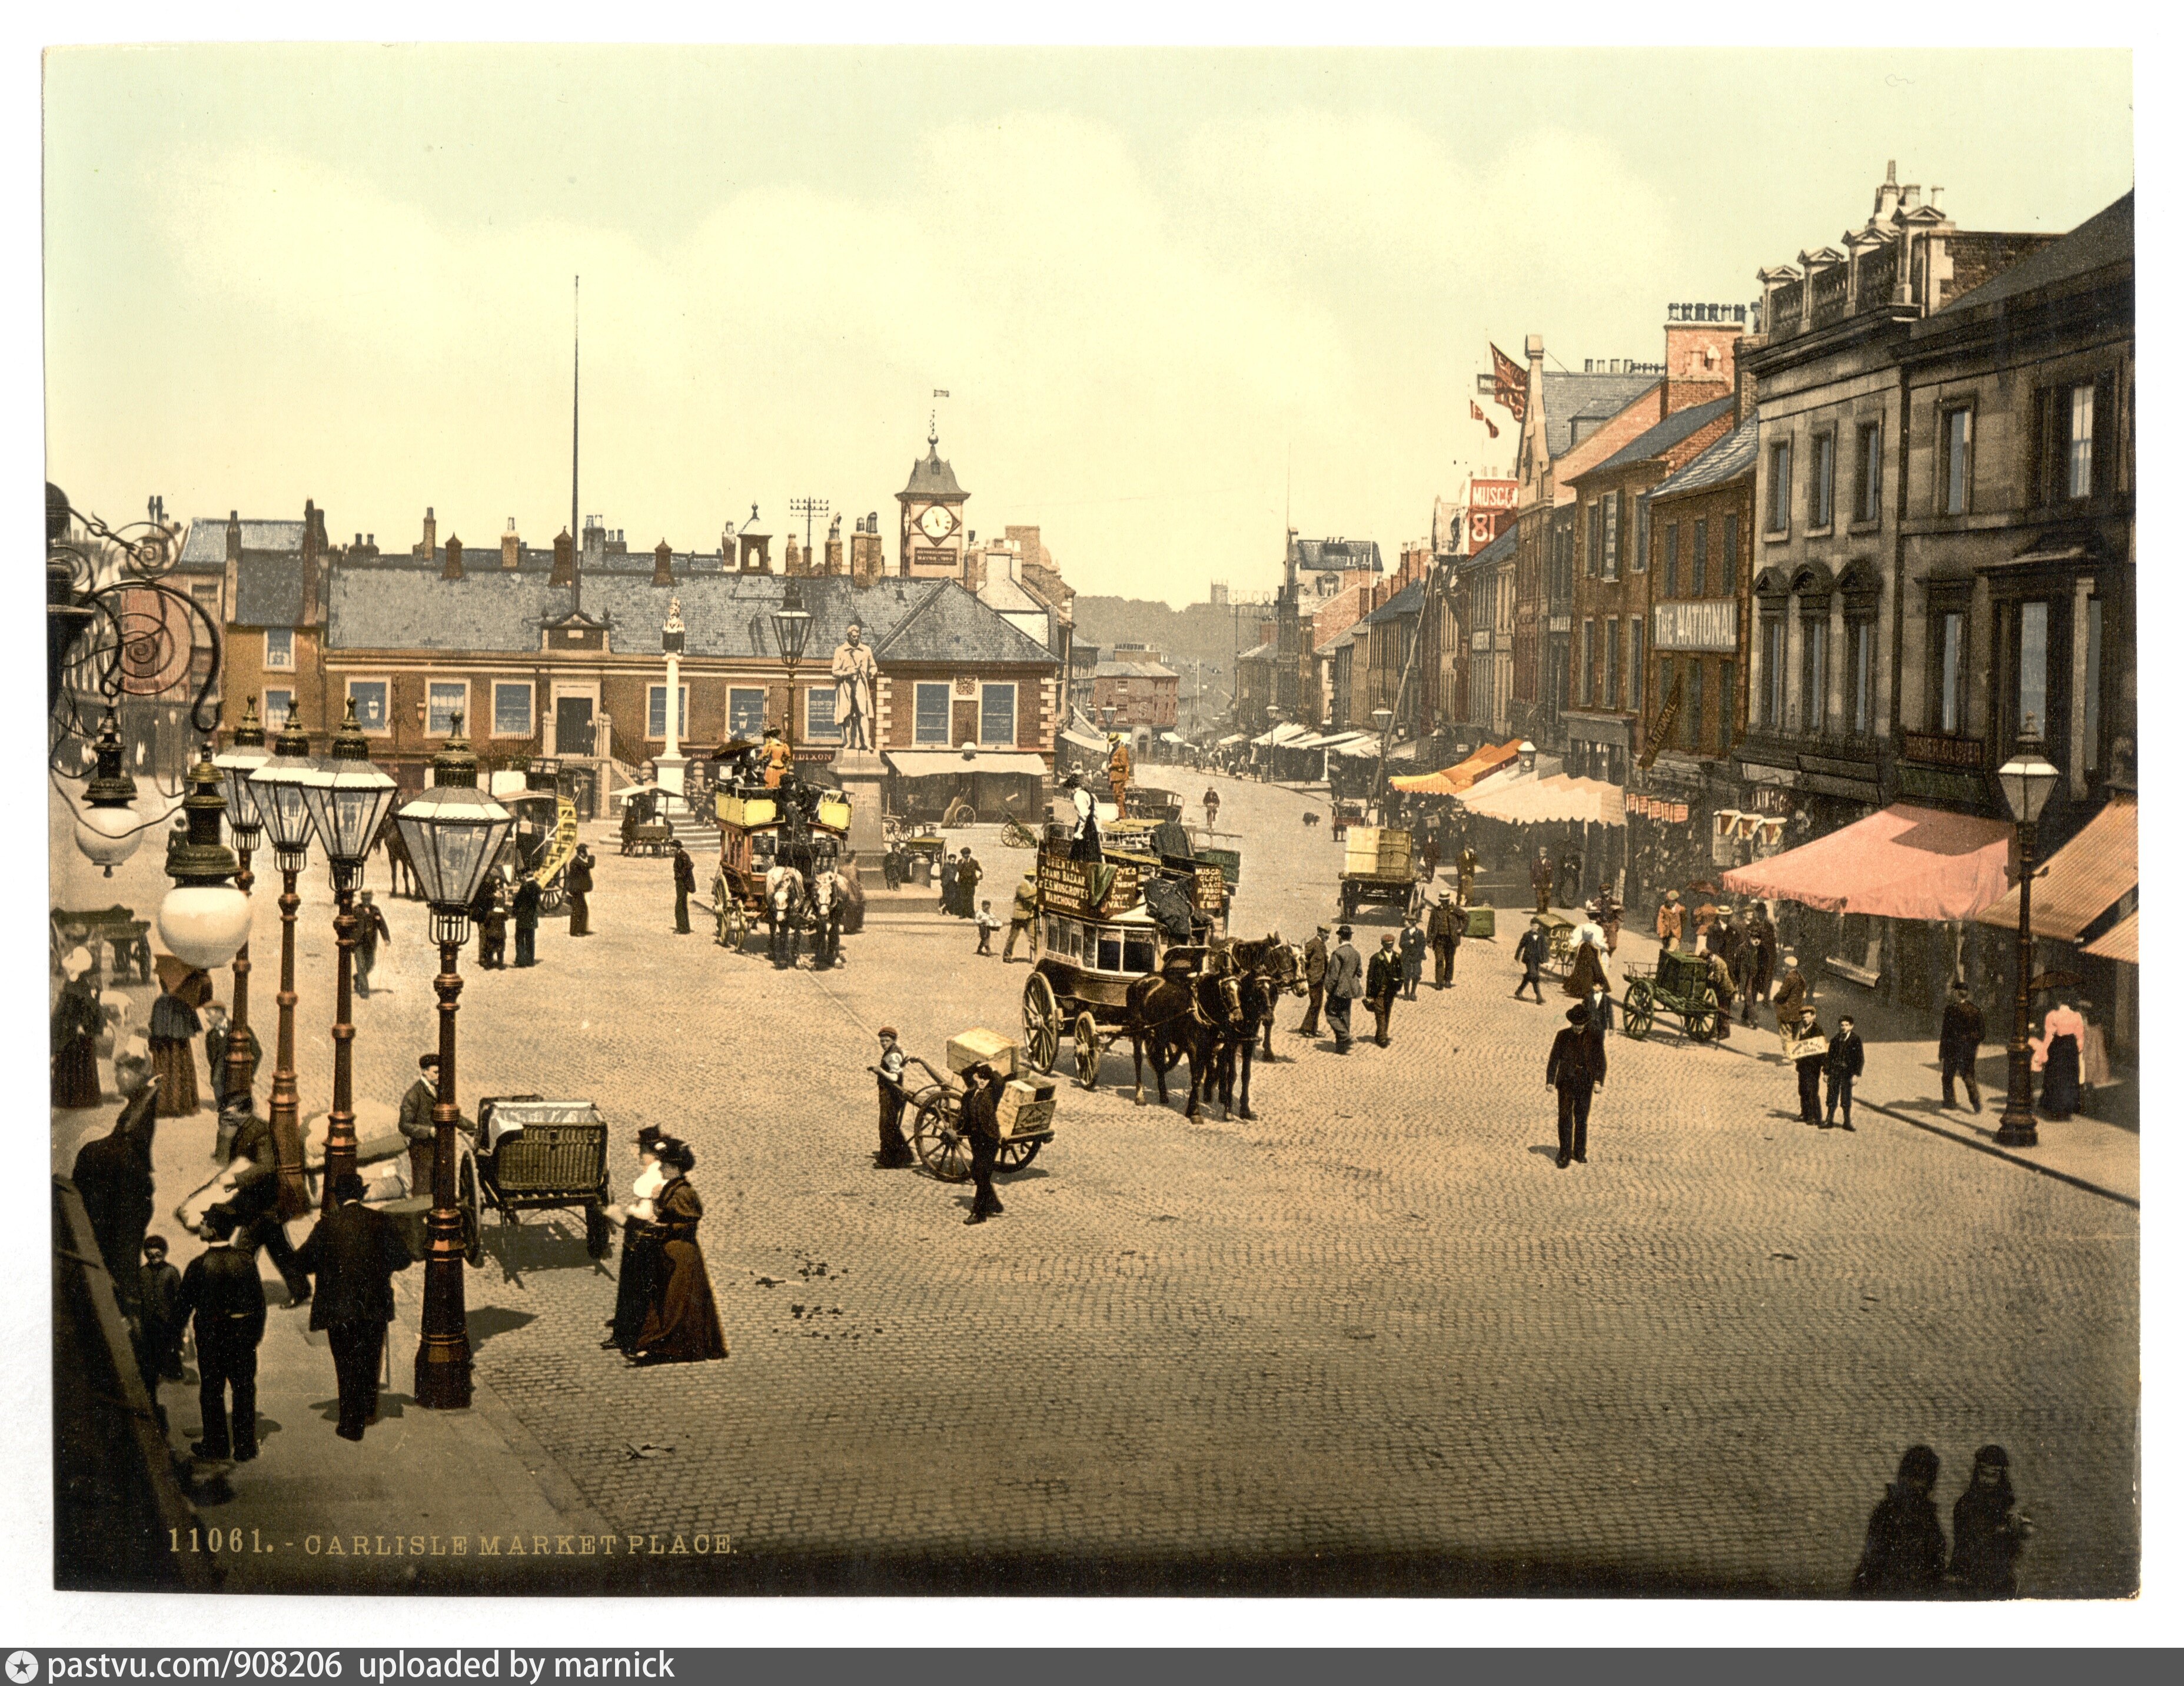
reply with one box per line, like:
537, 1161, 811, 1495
1974, 796, 2137, 939
1391, 738, 1523, 796
2082, 910, 2136, 965
1464, 773, 1625, 828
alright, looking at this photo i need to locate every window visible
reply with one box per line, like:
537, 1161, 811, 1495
1944, 406, 1973, 514
913, 681, 952, 745
262, 687, 295, 729
2017, 601, 2049, 740
1635, 499, 1650, 573
1762, 616, 1786, 729
191, 583, 220, 610
1628, 620, 1644, 711
427, 680, 468, 737
1803, 618, 1828, 733
980, 683, 1018, 746
1586, 501, 1602, 577
1937, 611, 1965, 734
1696, 519, 1714, 598
805, 686, 840, 742
1664, 524, 1680, 597
1723, 516, 1739, 596
1096, 930, 1123, 972
1123, 934, 1156, 973
1683, 658, 1703, 750
347, 679, 390, 733
1605, 617, 1620, 707
264, 628, 295, 671
2085, 598, 2103, 776
1581, 620, 1597, 706
493, 681, 533, 738
1849, 620, 1875, 737
727, 686, 767, 740
1603, 496, 1620, 582
1808, 433, 1835, 530
647, 684, 689, 740
1769, 440, 1793, 532
1856, 423, 1883, 523
2068, 384, 2095, 500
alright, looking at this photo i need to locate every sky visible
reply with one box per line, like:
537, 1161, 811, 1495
44, 46, 2133, 608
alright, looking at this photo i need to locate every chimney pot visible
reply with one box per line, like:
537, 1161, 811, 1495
443, 536, 464, 581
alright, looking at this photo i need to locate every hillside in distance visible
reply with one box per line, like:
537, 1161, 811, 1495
1071, 595, 1278, 680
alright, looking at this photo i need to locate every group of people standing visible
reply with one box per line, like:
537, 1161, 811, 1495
603, 1125, 727, 1364
1853, 1443, 2030, 1598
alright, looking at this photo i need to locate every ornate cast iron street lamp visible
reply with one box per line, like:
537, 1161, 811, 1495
212, 699, 270, 1108
74, 708, 144, 876
770, 576, 813, 760
157, 749, 252, 972
1995, 720, 2060, 1149
394, 714, 514, 1410
297, 700, 398, 1211
248, 704, 320, 1219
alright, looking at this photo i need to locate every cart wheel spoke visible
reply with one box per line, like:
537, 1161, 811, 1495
996, 1138, 1041, 1173
1023, 973, 1060, 1073
912, 1090, 973, 1182
1073, 1013, 1100, 1090
458, 1153, 483, 1268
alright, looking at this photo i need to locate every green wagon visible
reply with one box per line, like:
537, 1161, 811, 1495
1621, 949, 1727, 1043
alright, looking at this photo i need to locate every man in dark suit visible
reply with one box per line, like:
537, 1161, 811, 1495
1296, 926, 1329, 1036
566, 846, 596, 937
1365, 933, 1403, 1046
1824, 1014, 1864, 1131
397, 1053, 440, 1203
511, 874, 543, 966
1324, 926, 1364, 1053
294, 1171, 414, 1441
961, 1063, 1006, 1225
176, 1208, 267, 1461
1939, 982, 1987, 1113
1547, 1004, 1605, 1168
1426, 892, 1463, 988
352, 889, 393, 998
672, 842, 697, 935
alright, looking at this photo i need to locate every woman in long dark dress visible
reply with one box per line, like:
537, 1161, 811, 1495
630, 1139, 726, 1365
148, 968, 207, 1118
1946, 1444, 2028, 1598
51, 956, 104, 1109
603, 1126, 666, 1352
2035, 1000, 2085, 1119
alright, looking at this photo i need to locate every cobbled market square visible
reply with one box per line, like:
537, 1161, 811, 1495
45, 45, 2137, 1605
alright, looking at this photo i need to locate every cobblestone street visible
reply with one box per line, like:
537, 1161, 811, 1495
52, 771, 2138, 1594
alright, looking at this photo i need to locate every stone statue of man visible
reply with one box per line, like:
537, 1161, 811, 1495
831, 624, 877, 751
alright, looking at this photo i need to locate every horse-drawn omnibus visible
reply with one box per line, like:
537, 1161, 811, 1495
712, 783, 854, 955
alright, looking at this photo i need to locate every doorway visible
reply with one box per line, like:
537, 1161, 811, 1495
555, 694, 596, 757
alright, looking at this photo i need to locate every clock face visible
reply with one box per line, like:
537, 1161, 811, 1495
917, 504, 958, 543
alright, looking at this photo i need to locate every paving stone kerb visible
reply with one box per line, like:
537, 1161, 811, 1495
49, 774, 2138, 1595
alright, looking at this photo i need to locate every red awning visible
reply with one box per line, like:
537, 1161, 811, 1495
1391, 739, 1521, 796
1719, 803, 2013, 922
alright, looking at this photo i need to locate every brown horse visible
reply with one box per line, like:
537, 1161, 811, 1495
1121, 936, 1299, 1120
375, 811, 421, 899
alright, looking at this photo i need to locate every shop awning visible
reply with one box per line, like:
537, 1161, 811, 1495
1215, 733, 1245, 747
2082, 910, 2137, 965
1251, 721, 1311, 748
1391, 738, 1524, 796
1721, 803, 2013, 921
1160, 731, 1186, 744
1465, 773, 1625, 828
885, 750, 1050, 779
1973, 795, 2136, 940
1060, 726, 1108, 752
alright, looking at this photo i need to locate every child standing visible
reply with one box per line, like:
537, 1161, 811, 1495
974, 899, 1000, 956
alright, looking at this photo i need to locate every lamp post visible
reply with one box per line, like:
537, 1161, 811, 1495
394, 714, 514, 1409
249, 704, 318, 1218
770, 577, 813, 761
1995, 720, 2059, 1149
297, 700, 398, 1212
157, 747, 253, 973
74, 708, 144, 877
212, 698, 270, 1108
1372, 705, 1394, 818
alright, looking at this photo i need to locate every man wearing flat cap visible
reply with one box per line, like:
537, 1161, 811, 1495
1427, 890, 1463, 989
872, 1028, 916, 1169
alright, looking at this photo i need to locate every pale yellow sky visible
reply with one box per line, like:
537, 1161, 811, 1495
44, 46, 2131, 606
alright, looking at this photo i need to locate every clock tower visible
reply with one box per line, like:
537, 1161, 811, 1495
896, 421, 970, 581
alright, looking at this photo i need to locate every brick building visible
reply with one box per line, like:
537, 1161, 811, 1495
1091, 646, 1179, 730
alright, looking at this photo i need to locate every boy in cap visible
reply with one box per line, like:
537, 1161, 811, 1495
975, 899, 1000, 956
1365, 933, 1403, 1046
872, 1029, 915, 1168
177, 1206, 267, 1461
1397, 912, 1427, 1002
140, 1234, 185, 1381
1513, 919, 1548, 1003
1824, 1014, 1863, 1130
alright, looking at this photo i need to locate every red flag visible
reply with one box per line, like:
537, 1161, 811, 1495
1470, 400, 1500, 440
1490, 342, 1528, 422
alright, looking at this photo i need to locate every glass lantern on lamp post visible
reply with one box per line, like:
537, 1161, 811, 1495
157, 748, 253, 973
212, 698, 271, 1109
248, 704, 319, 1219
394, 714, 514, 1410
1995, 722, 2060, 1149
297, 700, 399, 1210
74, 708, 144, 877
769, 577, 813, 761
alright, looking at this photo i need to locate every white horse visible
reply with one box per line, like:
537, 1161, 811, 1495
764, 863, 806, 967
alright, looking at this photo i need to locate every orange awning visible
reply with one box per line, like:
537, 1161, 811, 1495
1974, 796, 2136, 939
1390, 739, 1522, 796
1720, 803, 2013, 922
2082, 910, 2136, 965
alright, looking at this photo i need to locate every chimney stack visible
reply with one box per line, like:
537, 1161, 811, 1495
850, 516, 883, 590
300, 500, 324, 626
784, 531, 805, 577
551, 528, 575, 587
443, 535, 464, 580
824, 534, 845, 577
501, 518, 521, 570
421, 506, 437, 558
653, 539, 674, 586
225, 510, 242, 564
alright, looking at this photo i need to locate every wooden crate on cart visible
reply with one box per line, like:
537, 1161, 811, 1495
946, 1026, 1020, 1079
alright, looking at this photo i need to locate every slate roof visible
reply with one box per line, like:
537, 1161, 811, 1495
234, 553, 311, 628
1930, 189, 2133, 318
178, 517, 304, 569
1651, 415, 1760, 501
1587, 395, 1737, 477
1236, 640, 1278, 664
1357, 580, 1426, 628
1094, 660, 1177, 680
1541, 372, 1659, 459
900, 443, 968, 500
1292, 538, 1383, 571
327, 566, 1052, 667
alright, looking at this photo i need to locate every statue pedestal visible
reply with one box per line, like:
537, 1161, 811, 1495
654, 753, 690, 822
832, 747, 887, 866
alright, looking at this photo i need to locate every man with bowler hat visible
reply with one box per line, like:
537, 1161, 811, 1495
294, 1172, 414, 1441
1325, 925, 1364, 1053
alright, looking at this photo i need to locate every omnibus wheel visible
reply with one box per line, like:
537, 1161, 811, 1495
1073, 1012, 1101, 1090
1022, 973, 1061, 1073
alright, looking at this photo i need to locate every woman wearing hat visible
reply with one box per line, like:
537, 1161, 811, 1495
52, 949, 105, 1109
603, 1125, 667, 1353
149, 959, 211, 1118
629, 1138, 727, 1364
1947, 1445, 2030, 1598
